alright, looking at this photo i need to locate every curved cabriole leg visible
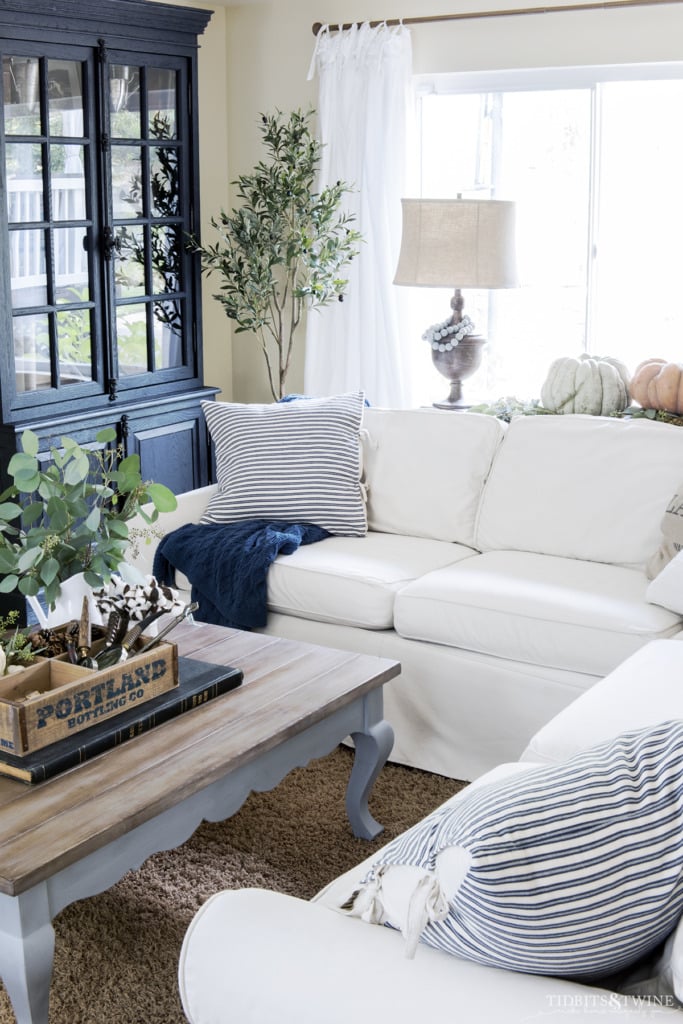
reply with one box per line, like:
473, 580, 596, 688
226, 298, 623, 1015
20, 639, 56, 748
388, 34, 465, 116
346, 718, 395, 840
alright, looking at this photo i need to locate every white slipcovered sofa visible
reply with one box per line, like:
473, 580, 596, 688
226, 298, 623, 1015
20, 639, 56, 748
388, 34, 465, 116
133, 407, 683, 781
177, 639, 683, 1023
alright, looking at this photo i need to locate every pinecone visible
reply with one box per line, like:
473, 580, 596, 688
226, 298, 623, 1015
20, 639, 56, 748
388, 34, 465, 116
30, 626, 72, 658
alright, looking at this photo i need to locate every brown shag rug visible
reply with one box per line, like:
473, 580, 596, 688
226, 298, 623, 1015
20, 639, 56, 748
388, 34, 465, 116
0, 747, 466, 1024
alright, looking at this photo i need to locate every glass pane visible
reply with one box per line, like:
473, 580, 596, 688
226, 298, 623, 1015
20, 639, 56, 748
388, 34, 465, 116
47, 60, 83, 137
53, 227, 89, 303
148, 68, 177, 138
151, 145, 178, 217
50, 142, 86, 220
153, 302, 183, 368
493, 89, 590, 398
13, 313, 51, 392
115, 225, 146, 296
6, 143, 43, 223
109, 64, 141, 139
3, 57, 40, 135
111, 145, 142, 217
151, 224, 180, 294
593, 80, 683, 367
117, 303, 148, 375
417, 89, 590, 404
421, 93, 486, 197
57, 307, 92, 384
10, 228, 47, 307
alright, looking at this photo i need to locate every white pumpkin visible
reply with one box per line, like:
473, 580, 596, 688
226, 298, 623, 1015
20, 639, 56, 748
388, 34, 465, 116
540, 354, 631, 415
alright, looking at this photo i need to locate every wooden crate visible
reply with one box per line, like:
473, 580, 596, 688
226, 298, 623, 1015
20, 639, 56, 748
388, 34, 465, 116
0, 639, 178, 755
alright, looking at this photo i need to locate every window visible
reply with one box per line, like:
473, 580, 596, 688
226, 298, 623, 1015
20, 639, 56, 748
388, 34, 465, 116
407, 64, 683, 406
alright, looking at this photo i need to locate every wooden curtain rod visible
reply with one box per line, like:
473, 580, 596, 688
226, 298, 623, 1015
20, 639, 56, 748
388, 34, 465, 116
312, 0, 683, 34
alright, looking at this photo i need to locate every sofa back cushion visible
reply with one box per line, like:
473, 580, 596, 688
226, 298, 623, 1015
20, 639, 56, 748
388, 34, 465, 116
475, 414, 683, 567
201, 393, 367, 537
362, 409, 506, 547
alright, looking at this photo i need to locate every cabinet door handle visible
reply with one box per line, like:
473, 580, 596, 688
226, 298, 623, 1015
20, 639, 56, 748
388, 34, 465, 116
102, 226, 122, 260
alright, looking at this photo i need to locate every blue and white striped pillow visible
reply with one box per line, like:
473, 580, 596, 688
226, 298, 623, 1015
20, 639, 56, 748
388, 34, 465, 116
201, 393, 367, 537
346, 720, 683, 979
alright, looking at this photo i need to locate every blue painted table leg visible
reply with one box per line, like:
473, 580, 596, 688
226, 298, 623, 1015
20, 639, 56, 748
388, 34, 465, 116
346, 692, 394, 840
0, 885, 54, 1024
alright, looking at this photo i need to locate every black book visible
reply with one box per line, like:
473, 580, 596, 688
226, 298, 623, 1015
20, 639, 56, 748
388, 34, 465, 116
0, 657, 243, 784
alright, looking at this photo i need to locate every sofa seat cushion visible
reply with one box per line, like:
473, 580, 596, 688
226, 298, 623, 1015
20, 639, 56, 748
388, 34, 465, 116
267, 532, 475, 629
475, 414, 683, 567
361, 408, 505, 546
393, 550, 682, 676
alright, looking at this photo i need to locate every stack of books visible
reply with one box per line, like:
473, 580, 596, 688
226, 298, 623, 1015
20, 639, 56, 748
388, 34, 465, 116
0, 656, 243, 784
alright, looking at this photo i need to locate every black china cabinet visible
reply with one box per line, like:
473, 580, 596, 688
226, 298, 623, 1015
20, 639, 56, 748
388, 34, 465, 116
0, 0, 217, 498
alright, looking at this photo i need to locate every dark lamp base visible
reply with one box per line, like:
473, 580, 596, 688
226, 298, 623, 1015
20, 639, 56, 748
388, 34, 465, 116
430, 333, 486, 411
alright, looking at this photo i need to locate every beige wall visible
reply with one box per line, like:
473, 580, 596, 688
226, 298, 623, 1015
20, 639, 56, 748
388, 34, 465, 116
194, 4, 232, 400
168, 0, 683, 402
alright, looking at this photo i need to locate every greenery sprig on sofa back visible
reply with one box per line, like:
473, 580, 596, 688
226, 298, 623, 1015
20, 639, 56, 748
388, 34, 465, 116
470, 396, 683, 426
474, 354, 683, 425
0, 427, 177, 609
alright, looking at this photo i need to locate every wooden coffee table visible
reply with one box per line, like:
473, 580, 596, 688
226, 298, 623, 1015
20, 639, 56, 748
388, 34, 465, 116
0, 622, 399, 1024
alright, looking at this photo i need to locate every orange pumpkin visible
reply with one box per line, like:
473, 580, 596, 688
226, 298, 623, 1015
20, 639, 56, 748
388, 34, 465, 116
630, 359, 683, 414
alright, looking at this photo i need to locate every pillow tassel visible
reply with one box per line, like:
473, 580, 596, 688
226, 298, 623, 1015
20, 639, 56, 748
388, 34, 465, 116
404, 873, 449, 960
339, 873, 386, 925
339, 864, 449, 958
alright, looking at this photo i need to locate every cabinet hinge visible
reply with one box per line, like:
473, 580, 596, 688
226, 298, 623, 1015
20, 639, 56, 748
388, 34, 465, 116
100, 132, 110, 153
98, 39, 107, 63
108, 378, 118, 401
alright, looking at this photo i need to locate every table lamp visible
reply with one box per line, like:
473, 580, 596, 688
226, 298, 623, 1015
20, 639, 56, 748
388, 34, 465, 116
394, 197, 518, 409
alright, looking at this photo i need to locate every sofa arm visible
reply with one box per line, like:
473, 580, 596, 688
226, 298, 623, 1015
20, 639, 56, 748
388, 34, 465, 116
178, 888, 666, 1023
520, 638, 683, 767
123, 483, 218, 580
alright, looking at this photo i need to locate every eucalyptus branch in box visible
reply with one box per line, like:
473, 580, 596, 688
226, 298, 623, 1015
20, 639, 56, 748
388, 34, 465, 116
0, 428, 177, 609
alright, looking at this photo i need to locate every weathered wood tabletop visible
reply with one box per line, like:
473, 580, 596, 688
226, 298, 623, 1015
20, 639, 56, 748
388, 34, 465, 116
0, 621, 400, 897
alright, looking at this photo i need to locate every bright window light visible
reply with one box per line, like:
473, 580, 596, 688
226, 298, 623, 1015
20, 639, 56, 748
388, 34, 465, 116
406, 65, 683, 407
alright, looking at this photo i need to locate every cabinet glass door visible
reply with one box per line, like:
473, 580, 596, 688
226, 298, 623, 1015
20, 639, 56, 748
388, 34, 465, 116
106, 55, 190, 395
0, 41, 198, 417
3, 51, 99, 397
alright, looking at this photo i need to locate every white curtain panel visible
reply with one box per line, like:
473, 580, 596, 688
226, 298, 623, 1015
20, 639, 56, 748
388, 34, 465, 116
306, 23, 413, 407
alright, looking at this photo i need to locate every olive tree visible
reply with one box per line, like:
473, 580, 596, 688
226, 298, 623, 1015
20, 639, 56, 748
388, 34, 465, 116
190, 109, 361, 400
